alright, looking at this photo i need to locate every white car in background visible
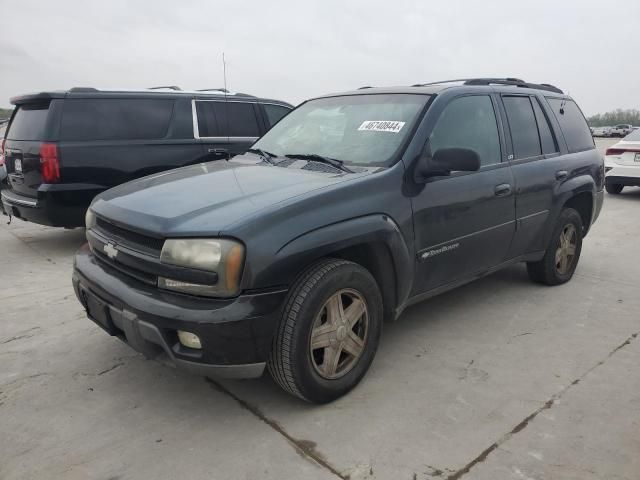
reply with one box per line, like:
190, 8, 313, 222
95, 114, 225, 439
591, 126, 612, 137
605, 128, 640, 194
610, 124, 633, 137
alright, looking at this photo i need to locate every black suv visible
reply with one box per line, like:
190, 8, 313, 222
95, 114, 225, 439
0, 87, 292, 227
73, 78, 604, 403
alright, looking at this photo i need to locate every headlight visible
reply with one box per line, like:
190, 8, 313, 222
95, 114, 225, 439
85, 208, 96, 230
158, 239, 245, 297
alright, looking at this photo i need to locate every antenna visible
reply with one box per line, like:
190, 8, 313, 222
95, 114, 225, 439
222, 52, 230, 149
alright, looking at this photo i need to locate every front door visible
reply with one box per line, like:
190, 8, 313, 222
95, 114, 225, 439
410, 94, 516, 295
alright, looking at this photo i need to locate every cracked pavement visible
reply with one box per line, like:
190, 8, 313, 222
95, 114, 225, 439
1, 142, 639, 480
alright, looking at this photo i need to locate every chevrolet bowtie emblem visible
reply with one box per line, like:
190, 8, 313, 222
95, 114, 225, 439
103, 242, 118, 259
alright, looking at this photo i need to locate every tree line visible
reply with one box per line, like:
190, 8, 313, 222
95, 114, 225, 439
587, 109, 640, 127
0, 107, 13, 120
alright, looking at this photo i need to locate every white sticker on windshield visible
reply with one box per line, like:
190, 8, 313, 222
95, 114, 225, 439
358, 120, 406, 133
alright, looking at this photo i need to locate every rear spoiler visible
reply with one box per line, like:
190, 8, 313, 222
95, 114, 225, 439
10, 91, 66, 105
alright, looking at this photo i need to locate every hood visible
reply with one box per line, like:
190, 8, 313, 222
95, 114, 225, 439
92, 158, 371, 236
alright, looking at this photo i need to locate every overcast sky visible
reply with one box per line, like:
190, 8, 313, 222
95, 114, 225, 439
0, 0, 637, 115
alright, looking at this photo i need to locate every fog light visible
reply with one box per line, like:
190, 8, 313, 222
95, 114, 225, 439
177, 330, 202, 349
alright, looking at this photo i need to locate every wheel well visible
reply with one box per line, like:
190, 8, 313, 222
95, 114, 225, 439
330, 242, 397, 322
564, 192, 593, 236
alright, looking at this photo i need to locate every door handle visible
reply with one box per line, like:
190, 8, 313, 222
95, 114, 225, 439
208, 148, 228, 155
556, 170, 568, 180
494, 183, 512, 196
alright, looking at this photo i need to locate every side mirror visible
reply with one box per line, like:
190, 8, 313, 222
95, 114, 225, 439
414, 147, 480, 182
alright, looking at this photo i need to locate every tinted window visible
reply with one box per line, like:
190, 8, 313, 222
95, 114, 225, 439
532, 98, 558, 155
7, 105, 48, 140
503, 96, 541, 159
61, 99, 173, 141
264, 104, 291, 127
196, 101, 260, 137
429, 95, 501, 166
546, 98, 594, 152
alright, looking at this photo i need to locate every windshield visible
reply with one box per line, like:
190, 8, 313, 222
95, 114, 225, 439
253, 94, 429, 166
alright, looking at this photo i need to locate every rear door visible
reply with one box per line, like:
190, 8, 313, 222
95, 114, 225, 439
193, 100, 262, 159
58, 96, 205, 188
5, 102, 56, 198
502, 94, 580, 257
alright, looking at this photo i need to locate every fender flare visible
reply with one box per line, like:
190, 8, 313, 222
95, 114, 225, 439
543, 174, 596, 244
253, 214, 414, 312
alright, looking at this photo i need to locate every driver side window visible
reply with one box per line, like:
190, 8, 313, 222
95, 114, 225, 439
429, 95, 501, 167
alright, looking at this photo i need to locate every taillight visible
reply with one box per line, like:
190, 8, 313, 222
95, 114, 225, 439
0, 139, 5, 166
605, 148, 624, 156
606, 147, 640, 156
40, 143, 60, 183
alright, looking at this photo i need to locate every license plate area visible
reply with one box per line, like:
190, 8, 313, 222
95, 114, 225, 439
81, 287, 118, 335
14, 158, 22, 174
634, 153, 640, 163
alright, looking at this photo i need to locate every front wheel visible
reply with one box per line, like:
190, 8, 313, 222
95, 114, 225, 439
268, 259, 383, 403
527, 208, 583, 286
605, 183, 624, 194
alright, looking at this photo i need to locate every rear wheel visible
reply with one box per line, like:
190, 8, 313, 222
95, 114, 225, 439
268, 258, 383, 403
605, 183, 624, 194
527, 208, 583, 286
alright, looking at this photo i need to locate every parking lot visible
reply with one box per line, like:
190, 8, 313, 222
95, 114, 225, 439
1, 138, 638, 480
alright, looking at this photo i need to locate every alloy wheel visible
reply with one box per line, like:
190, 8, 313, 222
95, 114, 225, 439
555, 223, 577, 275
309, 288, 369, 380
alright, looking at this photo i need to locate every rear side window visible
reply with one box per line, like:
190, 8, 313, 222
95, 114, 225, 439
195, 101, 261, 137
532, 98, 558, 155
429, 95, 501, 167
263, 104, 291, 127
546, 98, 594, 152
502, 96, 541, 159
61, 99, 174, 141
7, 104, 49, 140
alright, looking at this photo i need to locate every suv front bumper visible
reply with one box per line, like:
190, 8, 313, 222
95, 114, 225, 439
72, 244, 287, 379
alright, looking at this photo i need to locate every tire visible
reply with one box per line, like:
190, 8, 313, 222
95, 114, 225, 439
605, 183, 624, 194
527, 208, 583, 286
268, 258, 383, 403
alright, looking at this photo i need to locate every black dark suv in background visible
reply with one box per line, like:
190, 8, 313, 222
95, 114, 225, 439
73, 78, 604, 403
0, 87, 292, 227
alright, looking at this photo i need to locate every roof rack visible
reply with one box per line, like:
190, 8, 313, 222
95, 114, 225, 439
412, 77, 563, 94
197, 88, 229, 93
69, 87, 99, 92
64, 87, 257, 97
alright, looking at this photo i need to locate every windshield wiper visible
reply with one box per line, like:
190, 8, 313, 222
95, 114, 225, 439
247, 148, 279, 165
284, 153, 354, 173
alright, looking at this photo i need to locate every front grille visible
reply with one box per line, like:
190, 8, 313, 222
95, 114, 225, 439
93, 249, 158, 286
96, 217, 164, 255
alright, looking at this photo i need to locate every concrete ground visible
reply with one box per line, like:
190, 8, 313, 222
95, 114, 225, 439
1, 138, 639, 480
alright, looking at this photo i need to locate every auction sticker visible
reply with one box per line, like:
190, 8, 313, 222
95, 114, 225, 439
358, 120, 405, 133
